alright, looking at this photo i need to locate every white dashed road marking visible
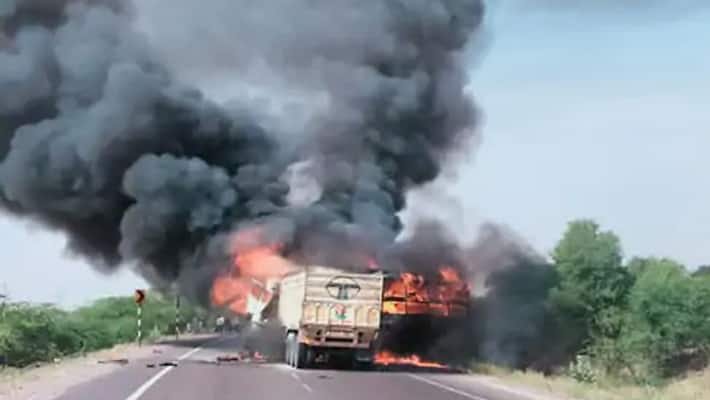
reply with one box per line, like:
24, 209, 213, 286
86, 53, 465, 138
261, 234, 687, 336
124, 344, 206, 400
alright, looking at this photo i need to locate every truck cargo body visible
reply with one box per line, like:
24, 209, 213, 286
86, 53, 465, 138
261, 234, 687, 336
275, 266, 384, 368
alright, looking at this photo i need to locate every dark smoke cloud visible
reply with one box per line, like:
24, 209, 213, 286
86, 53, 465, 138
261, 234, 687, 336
1, 1, 561, 369
382, 219, 467, 278
467, 224, 556, 369
374, 221, 556, 369
0, 0, 485, 302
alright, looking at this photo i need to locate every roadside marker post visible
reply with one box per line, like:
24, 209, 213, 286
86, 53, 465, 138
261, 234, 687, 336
175, 294, 181, 341
137, 304, 143, 346
135, 289, 146, 346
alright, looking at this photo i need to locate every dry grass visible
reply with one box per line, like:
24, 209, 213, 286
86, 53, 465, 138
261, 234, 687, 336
470, 364, 710, 400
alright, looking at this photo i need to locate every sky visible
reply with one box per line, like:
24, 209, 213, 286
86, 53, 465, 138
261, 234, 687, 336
2, 1, 709, 308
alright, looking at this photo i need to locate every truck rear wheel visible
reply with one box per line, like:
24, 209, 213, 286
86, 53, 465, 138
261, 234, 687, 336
293, 342, 310, 369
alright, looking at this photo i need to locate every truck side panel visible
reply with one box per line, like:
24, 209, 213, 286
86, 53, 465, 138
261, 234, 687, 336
277, 271, 306, 331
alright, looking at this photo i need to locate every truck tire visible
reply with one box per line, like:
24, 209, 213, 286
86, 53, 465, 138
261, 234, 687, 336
293, 343, 309, 369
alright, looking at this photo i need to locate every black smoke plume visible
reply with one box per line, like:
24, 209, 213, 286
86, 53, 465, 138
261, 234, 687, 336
1, 0, 562, 369
0, 0, 483, 295
375, 221, 556, 369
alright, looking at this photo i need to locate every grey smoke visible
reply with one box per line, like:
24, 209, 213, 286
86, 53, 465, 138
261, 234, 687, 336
374, 220, 555, 369
1, 1, 561, 369
0, 0, 485, 300
467, 224, 556, 369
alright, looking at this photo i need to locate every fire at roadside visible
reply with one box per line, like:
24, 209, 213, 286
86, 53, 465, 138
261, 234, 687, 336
207, 222, 548, 371
0, 0, 556, 373
206, 219, 550, 369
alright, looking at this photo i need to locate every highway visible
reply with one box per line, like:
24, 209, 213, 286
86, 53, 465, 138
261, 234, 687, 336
55, 335, 540, 400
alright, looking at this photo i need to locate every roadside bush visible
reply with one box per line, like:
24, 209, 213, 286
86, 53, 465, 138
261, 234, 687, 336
568, 354, 597, 384
0, 292, 207, 368
0, 303, 70, 366
611, 260, 710, 379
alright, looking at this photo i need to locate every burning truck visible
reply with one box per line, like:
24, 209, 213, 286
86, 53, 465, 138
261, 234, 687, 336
264, 266, 385, 368
376, 267, 472, 367
1, 0, 487, 371
211, 231, 473, 369
250, 266, 471, 369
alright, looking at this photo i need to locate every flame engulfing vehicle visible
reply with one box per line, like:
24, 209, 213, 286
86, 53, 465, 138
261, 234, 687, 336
209, 228, 473, 369
376, 268, 472, 366
255, 266, 472, 369
381, 267, 470, 317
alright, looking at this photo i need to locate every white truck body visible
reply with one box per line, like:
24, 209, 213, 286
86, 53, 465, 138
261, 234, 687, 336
273, 266, 384, 367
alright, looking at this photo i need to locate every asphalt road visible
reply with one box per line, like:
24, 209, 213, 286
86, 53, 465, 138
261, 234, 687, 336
55, 335, 541, 400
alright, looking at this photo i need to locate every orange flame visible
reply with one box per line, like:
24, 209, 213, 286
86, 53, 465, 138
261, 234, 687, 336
374, 351, 446, 369
382, 266, 471, 316
211, 227, 298, 315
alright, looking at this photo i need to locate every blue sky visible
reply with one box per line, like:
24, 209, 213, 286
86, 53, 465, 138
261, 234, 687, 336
451, 3, 710, 264
3, 2, 709, 307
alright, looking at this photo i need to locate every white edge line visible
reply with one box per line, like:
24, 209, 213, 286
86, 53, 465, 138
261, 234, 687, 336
466, 377, 556, 400
124, 345, 205, 400
407, 374, 487, 400
125, 365, 175, 400
178, 346, 203, 361
301, 383, 313, 393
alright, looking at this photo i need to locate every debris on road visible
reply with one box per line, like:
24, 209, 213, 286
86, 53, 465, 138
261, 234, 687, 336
159, 361, 179, 367
216, 354, 241, 363
190, 359, 219, 365
97, 359, 129, 365
146, 361, 179, 368
215, 351, 267, 364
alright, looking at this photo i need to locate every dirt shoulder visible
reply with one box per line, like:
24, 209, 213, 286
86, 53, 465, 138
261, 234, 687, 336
466, 374, 575, 400
0, 334, 215, 400
469, 365, 710, 400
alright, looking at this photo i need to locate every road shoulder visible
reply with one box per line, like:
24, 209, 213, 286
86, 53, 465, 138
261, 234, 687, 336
0, 334, 215, 400
409, 372, 575, 400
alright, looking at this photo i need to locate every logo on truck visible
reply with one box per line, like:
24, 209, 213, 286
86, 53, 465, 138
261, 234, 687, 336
326, 276, 361, 300
333, 304, 347, 321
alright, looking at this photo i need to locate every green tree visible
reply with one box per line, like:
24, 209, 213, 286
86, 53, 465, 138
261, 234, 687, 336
615, 258, 710, 378
627, 257, 684, 277
550, 220, 633, 348
692, 265, 710, 278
